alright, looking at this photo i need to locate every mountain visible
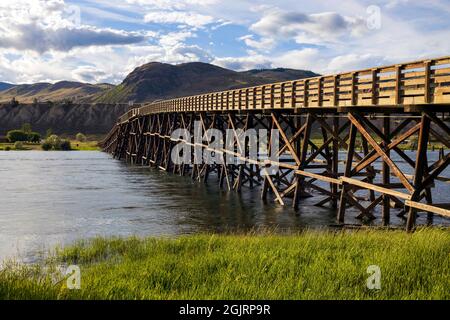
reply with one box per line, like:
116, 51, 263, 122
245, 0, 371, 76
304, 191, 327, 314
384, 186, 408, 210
241, 68, 318, 82
0, 62, 319, 134
0, 81, 114, 104
94, 62, 320, 103
0, 82, 15, 91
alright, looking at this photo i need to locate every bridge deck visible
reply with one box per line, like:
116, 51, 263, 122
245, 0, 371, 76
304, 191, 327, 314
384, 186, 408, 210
119, 56, 450, 123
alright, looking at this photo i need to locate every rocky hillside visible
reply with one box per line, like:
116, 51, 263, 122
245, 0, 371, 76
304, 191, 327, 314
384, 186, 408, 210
0, 103, 131, 135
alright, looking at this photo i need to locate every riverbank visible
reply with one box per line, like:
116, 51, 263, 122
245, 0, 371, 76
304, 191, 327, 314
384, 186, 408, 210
1, 228, 448, 300
0, 140, 100, 151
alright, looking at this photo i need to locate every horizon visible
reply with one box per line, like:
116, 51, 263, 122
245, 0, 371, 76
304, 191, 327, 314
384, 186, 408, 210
0, 1, 449, 85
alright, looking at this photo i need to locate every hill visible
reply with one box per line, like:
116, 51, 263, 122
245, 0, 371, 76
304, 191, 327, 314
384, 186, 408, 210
0, 62, 319, 134
0, 82, 15, 91
0, 81, 114, 104
94, 62, 319, 103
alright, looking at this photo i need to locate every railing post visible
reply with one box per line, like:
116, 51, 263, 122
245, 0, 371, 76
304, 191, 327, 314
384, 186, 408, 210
424, 60, 431, 103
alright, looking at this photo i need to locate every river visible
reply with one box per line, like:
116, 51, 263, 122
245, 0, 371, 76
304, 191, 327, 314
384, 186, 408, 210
0, 151, 448, 262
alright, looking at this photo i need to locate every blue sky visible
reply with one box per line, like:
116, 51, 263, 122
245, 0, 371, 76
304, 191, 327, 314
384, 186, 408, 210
0, 0, 449, 84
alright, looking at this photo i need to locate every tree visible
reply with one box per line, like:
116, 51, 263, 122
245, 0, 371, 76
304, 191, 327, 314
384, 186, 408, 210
76, 133, 87, 142
59, 140, 72, 151
46, 134, 61, 147
21, 123, 32, 134
46, 129, 53, 139
28, 132, 41, 143
14, 141, 24, 150
6, 130, 28, 143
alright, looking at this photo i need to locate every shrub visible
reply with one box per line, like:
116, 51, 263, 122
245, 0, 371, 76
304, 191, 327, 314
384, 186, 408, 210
28, 132, 41, 143
60, 140, 72, 151
76, 133, 87, 142
46, 134, 61, 147
14, 141, 24, 150
6, 130, 28, 143
4, 146, 11, 151
41, 135, 71, 151
42, 142, 52, 151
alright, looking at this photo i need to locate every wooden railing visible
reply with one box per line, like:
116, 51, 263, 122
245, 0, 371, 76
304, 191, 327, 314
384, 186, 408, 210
118, 56, 450, 123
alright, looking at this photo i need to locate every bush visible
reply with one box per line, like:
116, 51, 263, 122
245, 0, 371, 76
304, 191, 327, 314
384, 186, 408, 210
46, 134, 61, 147
28, 132, 41, 143
14, 141, 24, 150
42, 142, 52, 151
76, 133, 87, 142
59, 140, 72, 151
7, 130, 28, 143
4, 146, 11, 151
41, 135, 71, 151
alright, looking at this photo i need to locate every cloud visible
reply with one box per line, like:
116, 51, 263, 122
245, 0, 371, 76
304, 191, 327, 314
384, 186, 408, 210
72, 66, 108, 83
0, 0, 147, 53
0, 23, 146, 53
238, 35, 275, 51
212, 48, 321, 71
212, 55, 271, 71
250, 10, 367, 45
126, 0, 218, 10
326, 54, 389, 73
144, 10, 215, 27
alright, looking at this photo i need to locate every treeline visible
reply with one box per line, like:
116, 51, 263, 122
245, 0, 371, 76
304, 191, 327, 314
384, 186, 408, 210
6, 123, 40, 143
5, 124, 72, 151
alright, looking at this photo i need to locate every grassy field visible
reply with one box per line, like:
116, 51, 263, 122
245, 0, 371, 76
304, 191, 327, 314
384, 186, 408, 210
0, 228, 449, 300
70, 140, 100, 151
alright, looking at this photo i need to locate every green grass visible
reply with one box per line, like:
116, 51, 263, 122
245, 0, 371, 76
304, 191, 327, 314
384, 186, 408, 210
0, 140, 100, 151
0, 142, 42, 151
70, 140, 100, 151
1, 228, 448, 300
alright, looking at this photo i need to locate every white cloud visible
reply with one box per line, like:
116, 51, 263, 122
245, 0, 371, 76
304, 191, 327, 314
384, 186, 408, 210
0, 23, 145, 53
326, 54, 389, 73
126, 0, 218, 10
212, 55, 272, 71
238, 35, 274, 51
250, 10, 367, 45
0, 0, 146, 53
212, 48, 320, 71
144, 10, 215, 27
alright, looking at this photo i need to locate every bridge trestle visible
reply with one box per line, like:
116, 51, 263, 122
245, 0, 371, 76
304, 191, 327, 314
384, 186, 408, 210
101, 108, 450, 231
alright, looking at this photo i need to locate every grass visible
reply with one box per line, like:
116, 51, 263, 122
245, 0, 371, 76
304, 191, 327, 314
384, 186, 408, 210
0, 142, 42, 151
0, 228, 449, 300
0, 140, 100, 151
70, 140, 100, 151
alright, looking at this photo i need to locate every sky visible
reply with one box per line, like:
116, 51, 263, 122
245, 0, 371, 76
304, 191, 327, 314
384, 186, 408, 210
0, 0, 449, 84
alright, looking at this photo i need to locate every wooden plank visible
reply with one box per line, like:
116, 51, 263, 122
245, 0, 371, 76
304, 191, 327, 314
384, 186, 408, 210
341, 177, 412, 200
405, 200, 450, 217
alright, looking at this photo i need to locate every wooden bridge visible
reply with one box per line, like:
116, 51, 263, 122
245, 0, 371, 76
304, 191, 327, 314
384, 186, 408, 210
101, 56, 450, 231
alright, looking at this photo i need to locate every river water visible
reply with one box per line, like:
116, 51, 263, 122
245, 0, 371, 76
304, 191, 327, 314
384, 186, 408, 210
0, 151, 449, 262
